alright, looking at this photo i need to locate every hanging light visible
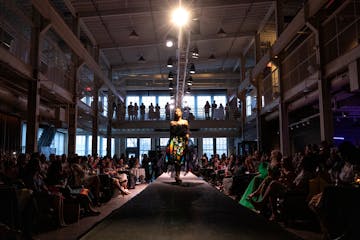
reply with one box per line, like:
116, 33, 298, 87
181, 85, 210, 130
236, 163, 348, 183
186, 86, 191, 94
167, 57, 173, 68
208, 54, 216, 61
138, 55, 146, 62
217, 27, 227, 37
187, 76, 193, 86
191, 46, 199, 59
189, 63, 196, 74
166, 35, 175, 47
169, 81, 174, 90
129, 29, 139, 39
168, 71, 174, 80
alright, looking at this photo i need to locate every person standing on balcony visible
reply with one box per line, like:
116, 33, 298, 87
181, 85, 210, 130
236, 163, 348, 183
165, 102, 170, 120
155, 103, 160, 120
140, 103, 146, 120
134, 103, 139, 120
128, 102, 134, 120
204, 101, 210, 119
211, 100, 217, 119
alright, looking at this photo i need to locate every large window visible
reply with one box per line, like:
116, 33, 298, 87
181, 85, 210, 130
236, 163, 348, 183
126, 138, 138, 148
213, 95, 226, 107
50, 132, 65, 155
139, 138, 151, 163
202, 138, 214, 158
160, 137, 169, 147
158, 96, 171, 118
197, 96, 211, 119
216, 137, 227, 156
246, 95, 252, 116
76, 135, 86, 156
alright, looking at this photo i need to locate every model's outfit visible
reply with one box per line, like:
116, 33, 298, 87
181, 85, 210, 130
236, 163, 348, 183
166, 124, 188, 182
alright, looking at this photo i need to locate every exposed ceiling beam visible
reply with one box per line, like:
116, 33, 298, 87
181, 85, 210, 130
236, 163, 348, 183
77, 1, 274, 19
100, 31, 254, 50
63, 0, 111, 69
32, 0, 124, 102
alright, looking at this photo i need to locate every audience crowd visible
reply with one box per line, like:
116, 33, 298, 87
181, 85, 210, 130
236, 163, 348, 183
1, 140, 359, 239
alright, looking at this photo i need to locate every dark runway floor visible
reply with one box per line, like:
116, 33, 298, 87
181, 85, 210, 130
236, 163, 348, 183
80, 172, 301, 240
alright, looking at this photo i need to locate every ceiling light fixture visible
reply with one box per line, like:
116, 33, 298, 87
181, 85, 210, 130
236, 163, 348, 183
169, 81, 174, 90
208, 54, 216, 61
129, 29, 139, 39
189, 63, 196, 74
217, 27, 227, 37
186, 86, 191, 94
187, 76, 193, 86
167, 57, 173, 68
168, 71, 174, 80
191, 46, 199, 59
166, 36, 174, 47
138, 55, 146, 62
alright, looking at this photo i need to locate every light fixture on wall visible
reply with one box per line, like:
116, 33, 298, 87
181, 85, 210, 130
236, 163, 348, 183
167, 57, 173, 68
129, 29, 139, 39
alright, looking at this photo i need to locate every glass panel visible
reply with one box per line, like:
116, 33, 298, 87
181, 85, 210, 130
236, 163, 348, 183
246, 96, 252, 116
202, 138, 213, 158
158, 96, 171, 119
76, 135, 86, 156
139, 138, 151, 163
183, 95, 195, 120
127, 138, 138, 147
160, 137, 169, 147
216, 137, 227, 157
196, 96, 211, 119
141, 96, 156, 118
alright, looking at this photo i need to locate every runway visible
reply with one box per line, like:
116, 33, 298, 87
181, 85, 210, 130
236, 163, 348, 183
80, 172, 300, 240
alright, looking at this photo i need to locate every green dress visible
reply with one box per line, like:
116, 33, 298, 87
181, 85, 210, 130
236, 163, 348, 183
239, 162, 269, 210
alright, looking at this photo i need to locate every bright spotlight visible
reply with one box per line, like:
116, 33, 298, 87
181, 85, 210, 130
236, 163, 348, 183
166, 39, 174, 47
171, 7, 190, 27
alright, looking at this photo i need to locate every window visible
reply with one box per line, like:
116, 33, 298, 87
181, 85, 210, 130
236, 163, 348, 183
141, 96, 156, 114
246, 96, 252, 116
213, 95, 226, 107
160, 138, 169, 147
196, 96, 211, 119
102, 137, 107, 157
102, 95, 108, 117
139, 138, 151, 163
203, 138, 214, 158
76, 135, 86, 156
127, 138, 138, 148
51, 132, 65, 155
158, 96, 171, 119
216, 137, 227, 156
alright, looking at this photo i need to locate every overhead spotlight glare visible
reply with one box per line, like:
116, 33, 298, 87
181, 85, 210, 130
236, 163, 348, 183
167, 57, 173, 68
186, 86, 191, 94
189, 63, 196, 74
171, 7, 190, 27
169, 81, 174, 90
